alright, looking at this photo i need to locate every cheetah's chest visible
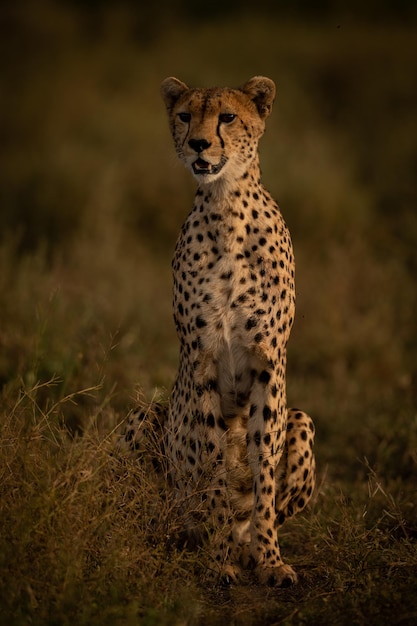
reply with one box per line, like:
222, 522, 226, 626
172, 199, 295, 348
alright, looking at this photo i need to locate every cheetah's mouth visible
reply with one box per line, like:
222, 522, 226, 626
192, 156, 227, 176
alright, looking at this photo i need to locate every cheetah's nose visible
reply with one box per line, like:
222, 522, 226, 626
188, 138, 211, 153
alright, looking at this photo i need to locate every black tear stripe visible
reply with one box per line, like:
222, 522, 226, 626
181, 125, 190, 149
216, 120, 225, 149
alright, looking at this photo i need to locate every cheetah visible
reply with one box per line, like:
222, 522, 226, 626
122, 76, 315, 586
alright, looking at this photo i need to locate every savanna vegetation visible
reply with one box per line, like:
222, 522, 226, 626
1, 2, 416, 624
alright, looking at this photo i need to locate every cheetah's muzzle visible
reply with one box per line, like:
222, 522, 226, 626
192, 156, 227, 176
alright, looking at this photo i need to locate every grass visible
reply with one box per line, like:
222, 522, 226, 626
1, 2, 417, 624
0, 385, 200, 626
1, 393, 416, 625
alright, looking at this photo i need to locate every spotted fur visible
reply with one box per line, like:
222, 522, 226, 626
120, 76, 316, 586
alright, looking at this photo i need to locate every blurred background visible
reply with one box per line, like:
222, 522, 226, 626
1, 0, 416, 480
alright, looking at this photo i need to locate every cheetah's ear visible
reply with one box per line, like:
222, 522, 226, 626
240, 76, 276, 119
161, 77, 189, 111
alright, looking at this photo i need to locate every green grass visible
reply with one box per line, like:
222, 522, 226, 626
1, 3, 417, 624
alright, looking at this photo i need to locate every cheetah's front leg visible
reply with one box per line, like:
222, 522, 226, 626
195, 366, 245, 584
246, 366, 297, 586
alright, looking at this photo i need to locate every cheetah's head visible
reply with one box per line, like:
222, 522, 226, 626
161, 76, 276, 189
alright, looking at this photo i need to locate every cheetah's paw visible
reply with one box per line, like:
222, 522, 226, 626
254, 563, 298, 587
205, 562, 242, 587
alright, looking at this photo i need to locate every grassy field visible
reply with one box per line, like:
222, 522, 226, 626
1, 2, 417, 624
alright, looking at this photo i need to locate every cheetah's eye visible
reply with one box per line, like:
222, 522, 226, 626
219, 113, 236, 124
178, 112, 191, 123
